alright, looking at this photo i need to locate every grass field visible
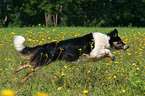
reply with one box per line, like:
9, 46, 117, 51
0, 27, 145, 96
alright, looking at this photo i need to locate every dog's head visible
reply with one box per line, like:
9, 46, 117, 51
107, 29, 129, 51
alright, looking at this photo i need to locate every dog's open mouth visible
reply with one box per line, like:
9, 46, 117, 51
114, 45, 129, 51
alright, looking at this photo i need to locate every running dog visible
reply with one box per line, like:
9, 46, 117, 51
14, 29, 129, 83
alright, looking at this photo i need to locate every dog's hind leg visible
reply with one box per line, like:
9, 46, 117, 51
14, 63, 31, 73
20, 66, 42, 83
20, 51, 51, 83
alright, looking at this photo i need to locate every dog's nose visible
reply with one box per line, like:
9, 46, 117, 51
123, 45, 129, 51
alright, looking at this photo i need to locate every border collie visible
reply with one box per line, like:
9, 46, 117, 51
14, 29, 129, 83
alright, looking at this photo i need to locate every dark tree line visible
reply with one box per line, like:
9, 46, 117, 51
0, 0, 145, 27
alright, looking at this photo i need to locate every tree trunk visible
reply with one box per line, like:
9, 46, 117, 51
45, 14, 48, 27
2, 15, 7, 26
48, 14, 51, 25
53, 14, 55, 26
45, 14, 52, 27
59, 5, 63, 26
56, 14, 58, 27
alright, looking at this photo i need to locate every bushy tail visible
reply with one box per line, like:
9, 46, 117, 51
14, 36, 26, 51
14, 36, 39, 58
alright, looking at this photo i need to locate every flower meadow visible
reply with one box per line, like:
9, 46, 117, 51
0, 27, 145, 96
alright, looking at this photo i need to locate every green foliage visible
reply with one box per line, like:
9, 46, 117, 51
1, 0, 145, 27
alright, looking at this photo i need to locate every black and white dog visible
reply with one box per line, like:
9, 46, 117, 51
14, 29, 129, 83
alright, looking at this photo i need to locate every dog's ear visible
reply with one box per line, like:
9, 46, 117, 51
107, 29, 118, 37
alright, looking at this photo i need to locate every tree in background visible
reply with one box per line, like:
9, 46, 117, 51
0, 0, 7, 27
39, 0, 63, 27
0, 0, 145, 27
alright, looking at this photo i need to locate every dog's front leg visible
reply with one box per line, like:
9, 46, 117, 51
88, 49, 116, 61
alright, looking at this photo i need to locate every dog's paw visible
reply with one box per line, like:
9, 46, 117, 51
110, 55, 116, 61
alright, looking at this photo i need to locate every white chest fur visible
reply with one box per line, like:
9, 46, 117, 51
92, 32, 110, 51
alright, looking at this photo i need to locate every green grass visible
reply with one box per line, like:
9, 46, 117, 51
0, 27, 145, 96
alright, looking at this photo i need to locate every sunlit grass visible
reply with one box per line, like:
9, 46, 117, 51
0, 27, 145, 96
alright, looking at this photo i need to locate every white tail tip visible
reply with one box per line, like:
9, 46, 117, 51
14, 36, 25, 51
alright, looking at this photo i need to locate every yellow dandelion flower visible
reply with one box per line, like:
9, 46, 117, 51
127, 53, 131, 55
52, 79, 55, 82
42, 38, 45, 41
105, 71, 109, 73
13, 78, 17, 80
27, 58, 30, 60
52, 40, 58, 42
122, 89, 126, 93
61, 72, 65, 76
113, 76, 117, 78
45, 54, 48, 56
79, 48, 82, 51
31, 69, 34, 71
1, 89, 16, 96
83, 53, 86, 55
87, 71, 90, 73
54, 76, 57, 78
28, 39, 32, 42
60, 48, 64, 51
57, 87, 62, 90
48, 37, 50, 39
117, 70, 121, 72
132, 63, 135, 65
135, 73, 138, 75
35, 92, 49, 96
136, 68, 140, 70
83, 90, 88, 94
115, 62, 118, 64
11, 32, 14, 35
53, 29, 56, 31
113, 52, 116, 54
107, 77, 111, 79
64, 66, 67, 68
